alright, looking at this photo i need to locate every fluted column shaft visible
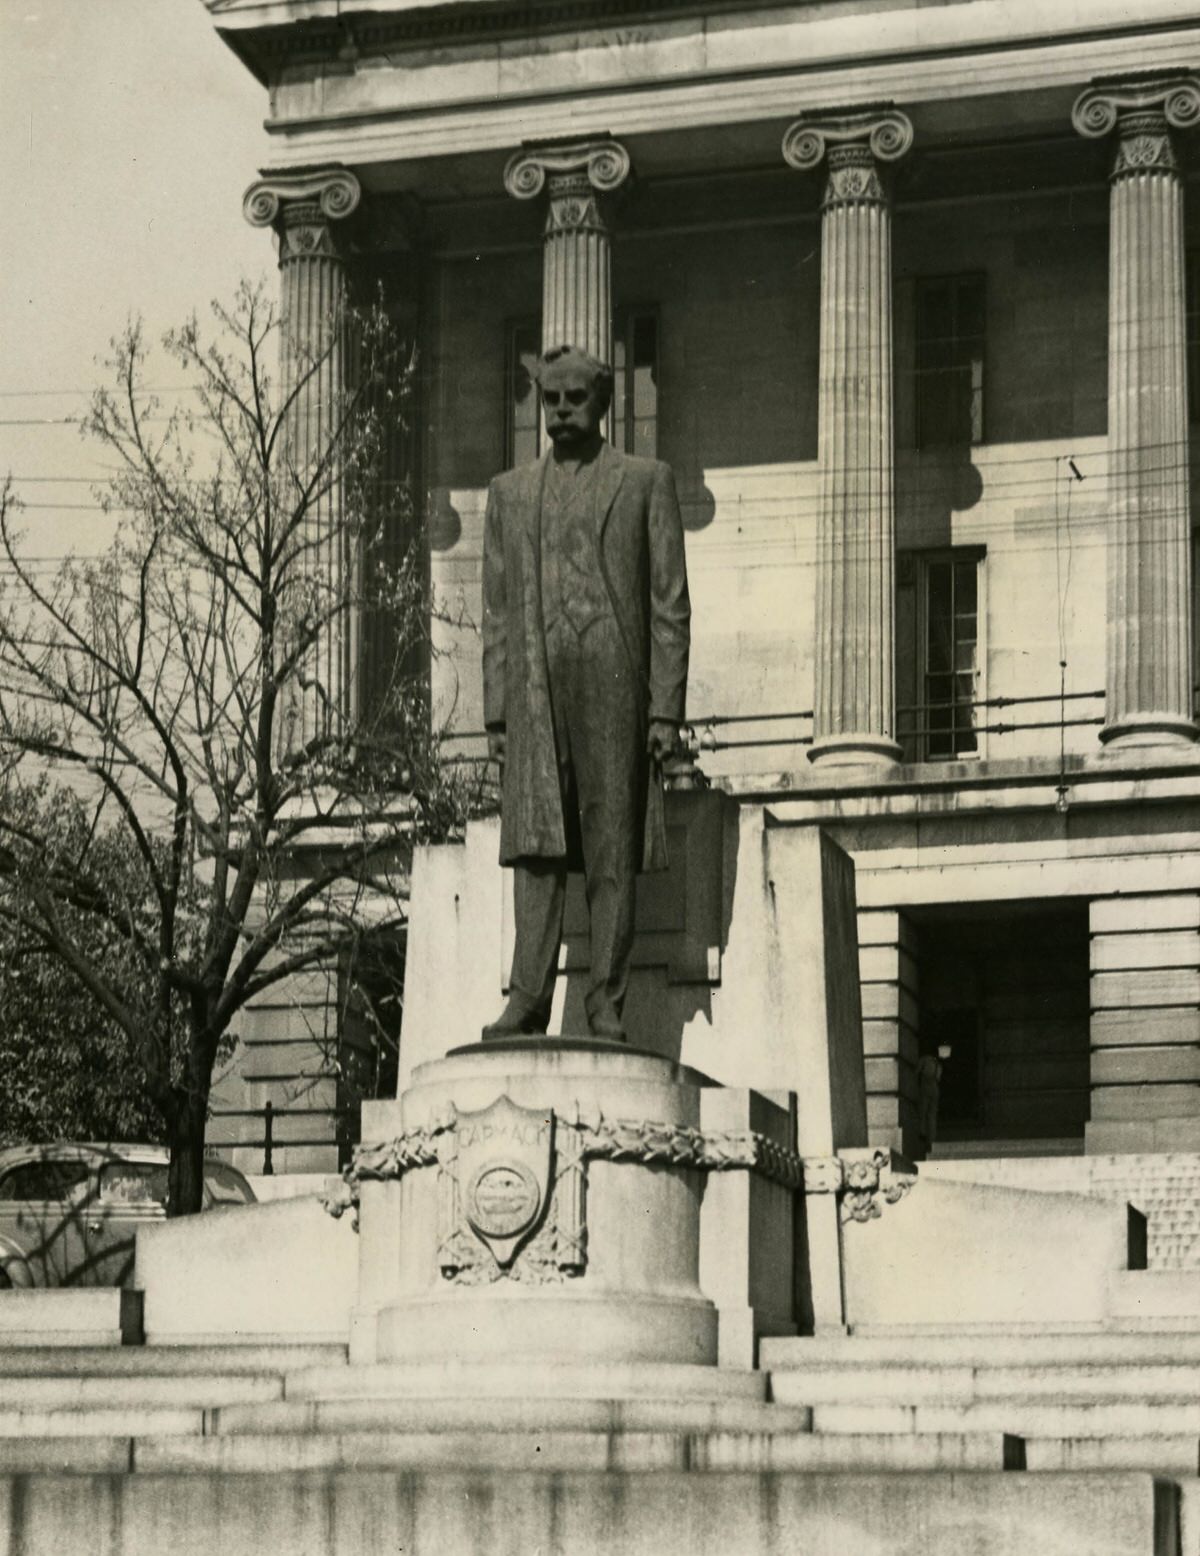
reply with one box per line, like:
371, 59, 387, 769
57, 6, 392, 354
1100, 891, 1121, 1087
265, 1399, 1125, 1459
784, 111, 912, 767
541, 171, 612, 360
504, 140, 631, 370
1074, 78, 1200, 750
244, 168, 362, 755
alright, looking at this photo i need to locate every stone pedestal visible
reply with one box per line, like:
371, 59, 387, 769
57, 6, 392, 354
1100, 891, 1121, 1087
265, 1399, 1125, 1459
351, 1039, 827, 1371
783, 110, 912, 769
363, 1044, 718, 1368
1073, 77, 1200, 751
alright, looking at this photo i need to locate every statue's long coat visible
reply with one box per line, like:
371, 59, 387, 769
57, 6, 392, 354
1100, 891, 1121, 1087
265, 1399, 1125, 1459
482, 442, 691, 871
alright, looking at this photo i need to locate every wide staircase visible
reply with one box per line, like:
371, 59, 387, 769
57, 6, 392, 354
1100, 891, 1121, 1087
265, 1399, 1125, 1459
0, 1289, 1196, 1553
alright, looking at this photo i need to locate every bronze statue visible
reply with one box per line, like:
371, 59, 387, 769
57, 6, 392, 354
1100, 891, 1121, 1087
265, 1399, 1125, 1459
482, 344, 691, 1042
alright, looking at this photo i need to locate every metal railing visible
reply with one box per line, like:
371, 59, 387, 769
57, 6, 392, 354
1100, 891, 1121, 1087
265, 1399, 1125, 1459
440, 685, 1200, 765
209, 1102, 360, 1175
684, 687, 1106, 758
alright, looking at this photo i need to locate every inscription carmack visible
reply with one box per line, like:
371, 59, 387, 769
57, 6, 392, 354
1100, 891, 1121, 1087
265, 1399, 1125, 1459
457, 1118, 550, 1151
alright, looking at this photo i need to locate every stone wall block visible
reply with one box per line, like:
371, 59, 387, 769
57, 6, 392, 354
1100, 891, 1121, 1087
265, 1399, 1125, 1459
1090, 893, 1200, 933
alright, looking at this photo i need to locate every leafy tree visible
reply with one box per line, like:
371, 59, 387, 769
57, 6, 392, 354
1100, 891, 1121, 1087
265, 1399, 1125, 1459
0, 285, 483, 1214
0, 784, 164, 1145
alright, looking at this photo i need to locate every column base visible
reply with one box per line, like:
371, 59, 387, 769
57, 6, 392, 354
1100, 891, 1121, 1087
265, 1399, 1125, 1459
807, 734, 902, 770
1099, 714, 1198, 751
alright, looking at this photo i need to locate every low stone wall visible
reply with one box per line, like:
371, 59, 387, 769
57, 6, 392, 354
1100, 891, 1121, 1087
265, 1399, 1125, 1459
0, 1468, 1172, 1556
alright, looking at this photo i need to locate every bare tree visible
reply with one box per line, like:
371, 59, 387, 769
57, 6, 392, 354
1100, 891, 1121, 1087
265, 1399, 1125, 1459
0, 285, 479, 1213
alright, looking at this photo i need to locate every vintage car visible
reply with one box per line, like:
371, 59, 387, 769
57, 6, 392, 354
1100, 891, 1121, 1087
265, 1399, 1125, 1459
0, 1142, 255, 1288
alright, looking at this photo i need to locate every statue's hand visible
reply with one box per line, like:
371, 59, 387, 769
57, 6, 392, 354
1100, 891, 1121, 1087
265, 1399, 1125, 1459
646, 720, 679, 765
487, 728, 507, 772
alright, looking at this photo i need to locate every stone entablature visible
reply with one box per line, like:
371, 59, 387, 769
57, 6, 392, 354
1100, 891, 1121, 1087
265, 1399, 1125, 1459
207, 0, 1200, 177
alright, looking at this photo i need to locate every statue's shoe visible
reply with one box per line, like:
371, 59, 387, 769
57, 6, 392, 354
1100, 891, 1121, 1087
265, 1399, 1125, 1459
481, 999, 551, 1042
587, 1008, 628, 1044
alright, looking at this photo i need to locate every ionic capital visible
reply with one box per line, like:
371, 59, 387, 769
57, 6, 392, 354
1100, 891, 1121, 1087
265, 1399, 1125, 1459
503, 140, 631, 203
783, 109, 912, 210
1072, 75, 1200, 141
783, 108, 913, 173
243, 168, 362, 261
1073, 76, 1200, 179
243, 168, 362, 229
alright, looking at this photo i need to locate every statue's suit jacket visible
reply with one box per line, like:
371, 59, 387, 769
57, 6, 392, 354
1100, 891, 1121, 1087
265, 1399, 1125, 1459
482, 441, 691, 871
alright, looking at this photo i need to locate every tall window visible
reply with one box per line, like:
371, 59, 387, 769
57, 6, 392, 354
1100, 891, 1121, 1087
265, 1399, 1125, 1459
505, 310, 660, 467
897, 547, 985, 761
612, 308, 659, 457
914, 274, 986, 448
506, 321, 542, 470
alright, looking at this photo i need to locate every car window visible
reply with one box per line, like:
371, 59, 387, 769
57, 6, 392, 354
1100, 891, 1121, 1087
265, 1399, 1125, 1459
0, 1159, 91, 1200
97, 1161, 168, 1207
203, 1163, 254, 1206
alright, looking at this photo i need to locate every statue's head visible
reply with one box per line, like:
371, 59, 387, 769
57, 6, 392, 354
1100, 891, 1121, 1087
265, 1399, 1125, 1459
536, 344, 613, 450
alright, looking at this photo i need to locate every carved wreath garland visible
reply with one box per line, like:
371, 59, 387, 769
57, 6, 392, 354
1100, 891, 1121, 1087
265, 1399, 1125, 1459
322, 1115, 914, 1283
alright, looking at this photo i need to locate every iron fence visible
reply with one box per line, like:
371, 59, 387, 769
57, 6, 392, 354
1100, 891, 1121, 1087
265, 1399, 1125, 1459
209, 1102, 360, 1175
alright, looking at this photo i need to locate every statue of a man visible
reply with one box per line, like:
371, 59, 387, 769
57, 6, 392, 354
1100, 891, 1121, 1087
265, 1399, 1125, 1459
482, 344, 691, 1042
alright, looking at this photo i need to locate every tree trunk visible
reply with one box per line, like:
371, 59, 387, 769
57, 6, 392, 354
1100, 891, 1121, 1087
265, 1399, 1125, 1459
166, 1084, 208, 1218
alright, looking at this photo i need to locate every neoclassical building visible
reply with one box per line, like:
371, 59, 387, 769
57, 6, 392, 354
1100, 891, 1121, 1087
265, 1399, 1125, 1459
204, 0, 1200, 1171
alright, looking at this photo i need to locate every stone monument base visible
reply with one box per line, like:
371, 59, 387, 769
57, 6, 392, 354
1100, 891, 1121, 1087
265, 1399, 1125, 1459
355, 1042, 722, 1369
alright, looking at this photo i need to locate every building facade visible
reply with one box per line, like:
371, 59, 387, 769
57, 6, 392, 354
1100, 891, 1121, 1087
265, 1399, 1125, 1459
205, 0, 1200, 1167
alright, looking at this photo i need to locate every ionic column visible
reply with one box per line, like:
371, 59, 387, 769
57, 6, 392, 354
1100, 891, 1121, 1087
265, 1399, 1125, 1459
244, 166, 362, 752
1073, 77, 1200, 750
784, 110, 912, 768
503, 140, 631, 363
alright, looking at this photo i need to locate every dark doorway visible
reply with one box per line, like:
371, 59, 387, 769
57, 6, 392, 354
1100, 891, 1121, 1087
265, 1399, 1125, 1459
914, 899, 1090, 1150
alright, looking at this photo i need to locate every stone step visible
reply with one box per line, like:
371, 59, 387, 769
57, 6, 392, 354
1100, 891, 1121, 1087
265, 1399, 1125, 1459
769, 1364, 1200, 1406
130, 1427, 1022, 1476
1024, 1436, 1200, 1473
0, 1407, 204, 1439
764, 1331, 1200, 1368
213, 1394, 810, 1438
0, 1468, 1173, 1555
0, 1344, 344, 1376
0, 1437, 134, 1473
282, 1360, 767, 1403
0, 1374, 281, 1410
0, 1288, 142, 1347
810, 1400, 1200, 1438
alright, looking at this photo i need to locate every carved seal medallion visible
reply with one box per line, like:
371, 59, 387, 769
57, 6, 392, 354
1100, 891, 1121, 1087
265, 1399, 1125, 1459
453, 1095, 553, 1267
468, 1161, 540, 1239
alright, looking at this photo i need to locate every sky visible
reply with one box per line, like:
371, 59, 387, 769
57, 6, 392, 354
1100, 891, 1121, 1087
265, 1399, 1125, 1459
0, 0, 274, 559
